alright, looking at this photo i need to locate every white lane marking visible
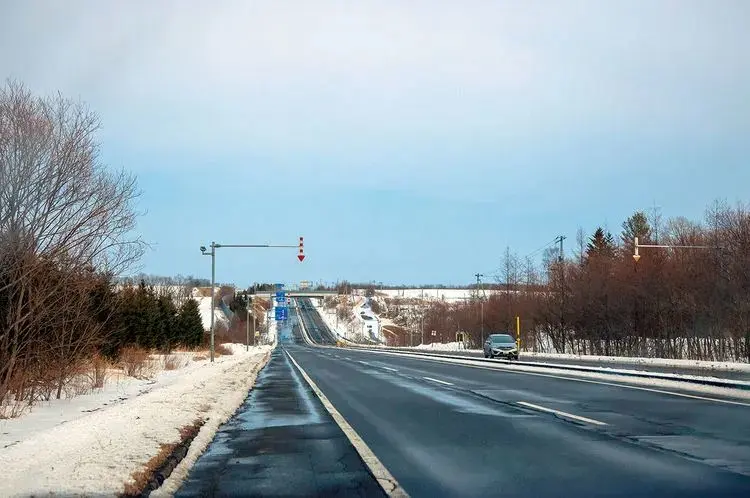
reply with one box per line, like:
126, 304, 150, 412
517, 401, 608, 426
363, 350, 750, 408
423, 376, 454, 386
357, 360, 370, 366
382, 366, 398, 372
285, 351, 408, 497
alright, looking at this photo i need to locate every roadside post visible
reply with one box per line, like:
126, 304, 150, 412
516, 316, 521, 350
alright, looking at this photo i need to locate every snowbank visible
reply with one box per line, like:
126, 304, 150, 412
0, 344, 272, 497
521, 351, 750, 373
414, 341, 479, 353
368, 350, 750, 402
196, 296, 230, 332
404, 343, 750, 374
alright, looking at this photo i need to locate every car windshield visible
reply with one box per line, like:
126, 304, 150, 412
491, 335, 514, 344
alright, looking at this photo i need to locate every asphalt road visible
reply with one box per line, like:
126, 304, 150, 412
374, 346, 750, 381
293, 303, 750, 497
174, 319, 384, 498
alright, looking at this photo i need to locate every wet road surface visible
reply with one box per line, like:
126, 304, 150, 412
174, 344, 384, 498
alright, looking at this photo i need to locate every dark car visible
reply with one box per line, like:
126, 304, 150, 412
483, 333, 519, 360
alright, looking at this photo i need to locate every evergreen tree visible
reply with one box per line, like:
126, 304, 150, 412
156, 294, 178, 351
178, 298, 205, 348
621, 211, 651, 252
586, 227, 616, 260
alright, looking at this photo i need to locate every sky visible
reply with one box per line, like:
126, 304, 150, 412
1, 0, 749, 286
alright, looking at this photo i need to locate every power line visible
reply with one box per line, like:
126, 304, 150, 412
481, 237, 561, 280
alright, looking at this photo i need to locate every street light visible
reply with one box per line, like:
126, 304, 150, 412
200, 239, 304, 362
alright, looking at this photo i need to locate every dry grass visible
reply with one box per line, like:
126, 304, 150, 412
162, 353, 189, 371
122, 419, 204, 496
122, 442, 175, 496
91, 353, 112, 388
215, 343, 233, 356
119, 346, 151, 378
192, 353, 208, 362
0, 399, 29, 419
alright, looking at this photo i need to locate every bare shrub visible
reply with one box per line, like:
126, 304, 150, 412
0, 397, 30, 419
88, 353, 111, 389
192, 354, 208, 362
215, 344, 233, 356
162, 353, 188, 371
119, 346, 150, 378
0, 80, 144, 407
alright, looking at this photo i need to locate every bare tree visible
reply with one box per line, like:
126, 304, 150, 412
0, 81, 143, 405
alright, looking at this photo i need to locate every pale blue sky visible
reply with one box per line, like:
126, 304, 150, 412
1, 1, 748, 285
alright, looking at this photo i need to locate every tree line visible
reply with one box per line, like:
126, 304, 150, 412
407, 204, 750, 362
0, 82, 207, 412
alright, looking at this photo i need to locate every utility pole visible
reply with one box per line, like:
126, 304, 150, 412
246, 296, 250, 352
420, 287, 424, 347
556, 236, 566, 340
475, 273, 484, 346
200, 239, 303, 362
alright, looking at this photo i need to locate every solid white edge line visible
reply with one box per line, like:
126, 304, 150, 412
423, 376, 454, 386
285, 350, 409, 498
382, 366, 398, 372
516, 401, 608, 426
360, 350, 750, 408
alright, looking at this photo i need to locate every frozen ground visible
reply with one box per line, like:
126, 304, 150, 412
0, 343, 273, 497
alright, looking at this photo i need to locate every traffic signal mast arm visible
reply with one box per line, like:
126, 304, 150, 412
633, 236, 720, 262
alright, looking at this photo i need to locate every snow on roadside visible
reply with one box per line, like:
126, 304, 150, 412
0, 344, 273, 497
520, 351, 750, 373
313, 298, 353, 340
407, 342, 750, 374
369, 350, 750, 402
414, 341, 479, 353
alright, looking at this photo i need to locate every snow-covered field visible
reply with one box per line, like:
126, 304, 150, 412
371, 288, 478, 303
0, 343, 272, 497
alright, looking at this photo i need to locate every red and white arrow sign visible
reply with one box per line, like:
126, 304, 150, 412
298, 236, 305, 262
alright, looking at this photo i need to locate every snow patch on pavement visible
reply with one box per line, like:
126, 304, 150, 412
0, 344, 273, 497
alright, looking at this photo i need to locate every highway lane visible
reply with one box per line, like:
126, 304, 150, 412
296, 298, 337, 345
363, 346, 750, 381
286, 344, 750, 497
291, 304, 750, 496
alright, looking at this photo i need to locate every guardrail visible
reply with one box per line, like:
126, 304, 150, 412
338, 345, 750, 391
